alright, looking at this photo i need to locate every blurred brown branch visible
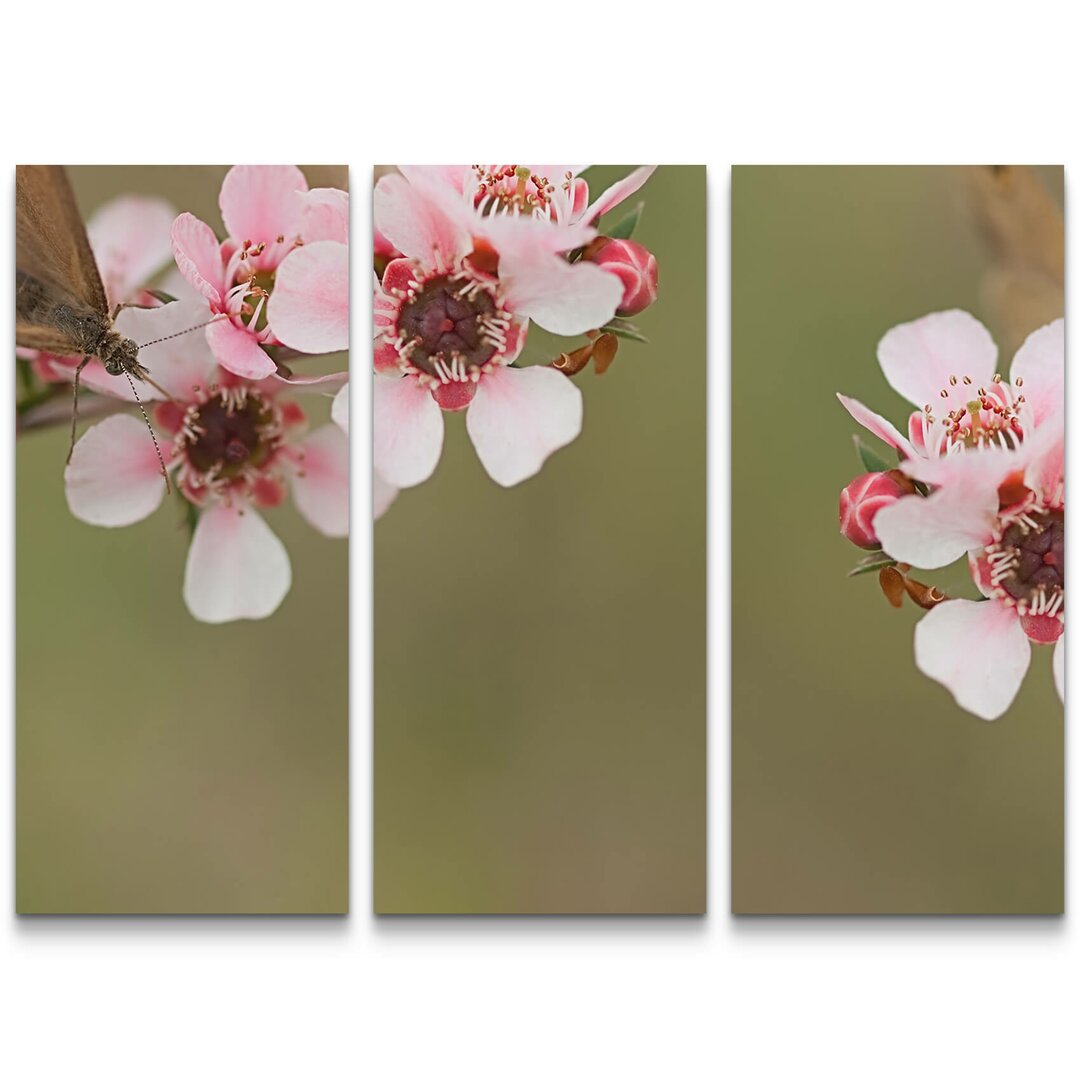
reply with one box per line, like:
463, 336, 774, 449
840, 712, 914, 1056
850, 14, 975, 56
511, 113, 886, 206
956, 165, 1064, 355
17, 389, 129, 434
301, 165, 349, 191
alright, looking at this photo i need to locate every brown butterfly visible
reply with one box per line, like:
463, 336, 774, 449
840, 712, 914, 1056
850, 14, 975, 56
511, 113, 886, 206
15, 164, 175, 483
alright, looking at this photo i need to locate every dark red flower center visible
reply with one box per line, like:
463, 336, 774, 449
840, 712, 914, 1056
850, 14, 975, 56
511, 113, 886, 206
183, 391, 278, 481
988, 508, 1064, 614
397, 274, 502, 377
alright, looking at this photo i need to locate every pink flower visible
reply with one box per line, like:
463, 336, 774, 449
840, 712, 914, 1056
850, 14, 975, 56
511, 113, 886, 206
171, 165, 348, 381
869, 318, 1063, 566
588, 237, 659, 316
837, 309, 1062, 466
65, 301, 348, 623
839, 470, 913, 549
87, 194, 180, 307
392, 166, 657, 330
21, 192, 177, 401
858, 317, 1065, 719
401, 164, 656, 231
373, 174, 596, 488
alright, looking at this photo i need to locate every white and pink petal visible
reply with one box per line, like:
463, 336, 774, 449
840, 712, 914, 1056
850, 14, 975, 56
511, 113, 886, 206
88, 195, 177, 304
219, 165, 308, 253
914, 598, 1031, 721
183, 503, 291, 624
397, 165, 472, 194
465, 365, 583, 487
170, 213, 226, 306
298, 188, 349, 244
331, 384, 348, 433
836, 393, 912, 456
873, 483, 997, 568
500, 252, 623, 337
877, 310, 998, 409
585, 165, 657, 224
374, 174, 468, 268
268, 241, 348, 354
205, 318, 277, 380
65, 414, 169, 527
373, 376, 444, 488
1009, 318, 1064, 429
289, 424, 349, 538
374, 472, 399, 520
115, 300, 220, 399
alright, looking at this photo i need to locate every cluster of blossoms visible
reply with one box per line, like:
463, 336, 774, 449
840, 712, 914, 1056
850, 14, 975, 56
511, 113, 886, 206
373, 165, 659, 516
837, 310, 1064, 720
21, 166, 349, 623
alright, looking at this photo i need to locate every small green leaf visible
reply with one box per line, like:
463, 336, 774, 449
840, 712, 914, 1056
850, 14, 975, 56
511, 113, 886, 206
602, 318, 649, 344
145, 289, 179, 305
848, 552, 897, 577
17, 357, 36, 393
854, 435, 895, 473
606, 201, 644, 240
182, 499, 199, 538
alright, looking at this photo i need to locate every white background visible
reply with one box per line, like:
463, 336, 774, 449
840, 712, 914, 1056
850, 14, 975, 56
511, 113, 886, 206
1, 2, 1076, 1076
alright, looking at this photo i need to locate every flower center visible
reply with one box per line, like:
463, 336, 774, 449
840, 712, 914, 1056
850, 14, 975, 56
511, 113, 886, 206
472, 165, 560, 215
395, 272, 510, 383
180, 387, 282, 485
922, 372, 1025, 453
984, 507, 1064, 617
222, 234, 299, 335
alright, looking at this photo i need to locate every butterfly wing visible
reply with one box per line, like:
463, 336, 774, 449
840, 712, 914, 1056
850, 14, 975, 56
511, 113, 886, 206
16, 165, 109, 318
13, 317, 81, 355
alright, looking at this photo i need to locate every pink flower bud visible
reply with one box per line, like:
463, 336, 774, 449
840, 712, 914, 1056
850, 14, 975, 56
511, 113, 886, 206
839, 470, 912, 549
590, 238, 659, 316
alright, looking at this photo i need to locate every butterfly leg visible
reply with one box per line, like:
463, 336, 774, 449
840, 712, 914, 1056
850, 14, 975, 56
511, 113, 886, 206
67, 355, 92, 464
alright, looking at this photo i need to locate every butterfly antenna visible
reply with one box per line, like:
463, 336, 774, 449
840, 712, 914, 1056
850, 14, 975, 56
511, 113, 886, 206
124, 372, 171, 494
133, 317, 228, 410
137, 314, 225, 351
67, 355, 92, 464
135, 312, 232, 405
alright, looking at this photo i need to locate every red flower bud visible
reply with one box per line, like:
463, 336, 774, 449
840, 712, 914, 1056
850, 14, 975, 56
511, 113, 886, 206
589, 237, 659, 316
839, 470, 913, 549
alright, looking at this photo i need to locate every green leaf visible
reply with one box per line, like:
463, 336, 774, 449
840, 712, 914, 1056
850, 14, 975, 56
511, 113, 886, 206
144, 290, 179, 305
848, 552, 897, 577
17, 356, 37, 393
182, 498, 199, 538
601, 318, 649, 344
607, 201, 644, 240
854, 435, 895, 473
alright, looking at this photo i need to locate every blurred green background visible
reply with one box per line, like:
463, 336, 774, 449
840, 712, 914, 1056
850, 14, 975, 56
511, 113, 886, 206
374, 166, 706, 913
17, 166, 348, 913
732, 166, 1063, 914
